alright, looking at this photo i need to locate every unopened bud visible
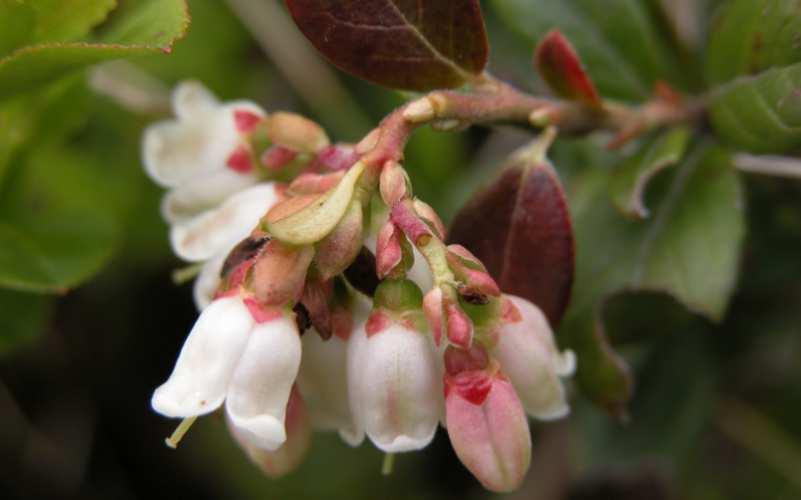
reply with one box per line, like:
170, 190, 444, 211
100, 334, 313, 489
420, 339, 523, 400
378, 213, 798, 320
376, 222, 404, 279
445, 299, 474, 349
316, 200, 364, 281
446, 245, 501, 299
268, 111, 329, 153
413, 199, 446, 240
250, 240, 314, 305
380, 161, 409, 206
445, 368, 531, 493
390, 200, 432, 246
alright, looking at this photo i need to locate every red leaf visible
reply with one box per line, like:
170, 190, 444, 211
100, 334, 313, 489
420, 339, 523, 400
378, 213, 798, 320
449, 159, 575, 326
535, 30, 601, 107
285, 0, 489, 92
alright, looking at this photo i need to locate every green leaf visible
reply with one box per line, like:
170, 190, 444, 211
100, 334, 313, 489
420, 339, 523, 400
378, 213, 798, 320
492, 0, 685, 101
709, 62, 801, 153
705, 0, 801, 86
556, 142, 745, 413
285, 0, 489, 92
610, 127, 691, 219
0, 145, 119, 293
0, 288, 51, 355
0, 0, 189, 99
0, 0, 117, 57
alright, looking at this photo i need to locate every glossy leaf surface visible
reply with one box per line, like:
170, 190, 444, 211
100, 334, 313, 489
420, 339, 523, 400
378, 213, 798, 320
285, 0, 488, 91
449, 152, 575, 327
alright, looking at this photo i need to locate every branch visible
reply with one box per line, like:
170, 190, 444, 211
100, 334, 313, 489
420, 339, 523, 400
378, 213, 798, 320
353, 75, 703, 179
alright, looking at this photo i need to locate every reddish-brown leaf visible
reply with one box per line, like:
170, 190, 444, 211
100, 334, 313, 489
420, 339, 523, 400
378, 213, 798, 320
535, 29, 601, 107
285, 0, 489, 92
449, 159, 575, 326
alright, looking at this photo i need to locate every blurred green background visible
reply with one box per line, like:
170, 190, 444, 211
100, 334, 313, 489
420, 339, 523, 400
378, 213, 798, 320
1, 1, 801, 499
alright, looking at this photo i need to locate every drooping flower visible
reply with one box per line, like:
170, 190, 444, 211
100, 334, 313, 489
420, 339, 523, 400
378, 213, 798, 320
152, 295, 302, 451
490, 295, 575, 420
143, 81, 269, 221
227, 385, 312, 478
443, 345, 532, 492
347, 280, 442, 452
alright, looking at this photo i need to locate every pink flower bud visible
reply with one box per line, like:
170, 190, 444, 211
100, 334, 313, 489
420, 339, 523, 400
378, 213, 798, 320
491, 295, 575, 420
315, 199, 364, 281
376, 221, 404, 279
412, 199, 446, 240
250, 240, 314, 306
267, 111, 329, 153
390, 200, 432, 246
261, 145, 298, 171
228, 385, 311, 478
445, 245, 501, 300
445, 358, 531, 493
445, 299, 474, 349
379, 161, 408, 206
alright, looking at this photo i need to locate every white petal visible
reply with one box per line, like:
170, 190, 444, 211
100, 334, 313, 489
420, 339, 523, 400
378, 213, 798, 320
225, 313, 302, 451
161, 169, 259, 225
493, 295, 572, 421
297, 331, 362, 444
193, 254, 226, 310
142, 112, 241, 188
151, 296, 253, 418
170, 183, 278, 262
350, 321, 441, 453
172, 81, 219, 121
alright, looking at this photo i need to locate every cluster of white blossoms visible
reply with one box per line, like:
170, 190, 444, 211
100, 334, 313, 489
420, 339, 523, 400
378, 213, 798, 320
144, 82, 575, 492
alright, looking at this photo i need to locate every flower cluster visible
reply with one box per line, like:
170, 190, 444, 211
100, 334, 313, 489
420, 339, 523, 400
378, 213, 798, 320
145, 82, 575, 492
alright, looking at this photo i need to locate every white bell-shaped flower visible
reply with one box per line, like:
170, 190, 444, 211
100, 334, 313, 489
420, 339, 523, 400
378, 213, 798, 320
491, 295, 575, 420
297, 330, 363, 445
347, 313, 442, 453
143, 81, 264, 194
152, 296, 302, 451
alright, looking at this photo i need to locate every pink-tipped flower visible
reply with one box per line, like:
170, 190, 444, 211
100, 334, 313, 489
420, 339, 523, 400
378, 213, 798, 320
491, 295, 575, 420
227, 385, 311, 478
152, 296, 302, 451
444, 346, 531, 493
347, 288, 442, 452
144, 81, 267, 221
